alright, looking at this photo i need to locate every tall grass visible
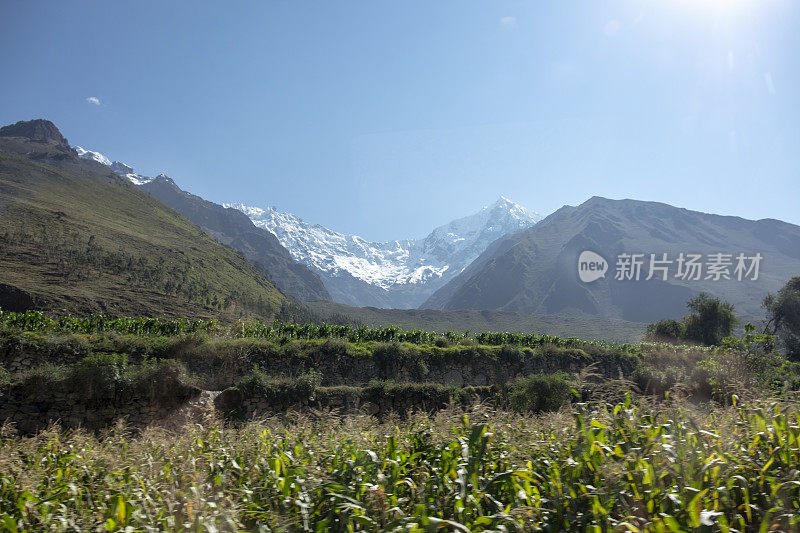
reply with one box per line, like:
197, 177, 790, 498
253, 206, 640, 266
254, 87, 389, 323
1, 400, 799, 531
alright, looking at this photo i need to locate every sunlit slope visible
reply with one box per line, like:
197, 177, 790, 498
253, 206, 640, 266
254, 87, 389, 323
0, 145, 290, 319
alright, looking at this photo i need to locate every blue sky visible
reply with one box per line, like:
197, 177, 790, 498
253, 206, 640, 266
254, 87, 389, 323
1, 1, 798, 241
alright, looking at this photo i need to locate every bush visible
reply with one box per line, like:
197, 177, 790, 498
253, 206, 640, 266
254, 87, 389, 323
16, 363, 68, 396
11, 357, 190, 403
433, 336, 451, 348
236, 366, 323, 405
318, 337, 350, 358
645, 319, 685, 341
630, 364, 686, 395
72, 352, 129, 398
360, 381, 474, 413
764, 277, 800, 361
372, 342, 428, 379
121, 358, 190, 400
508, 372, 574, 413
683, 293, 737, 346
499, 344, 527, 365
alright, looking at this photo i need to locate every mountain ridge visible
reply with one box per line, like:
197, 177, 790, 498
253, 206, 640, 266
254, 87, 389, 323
138, 175, 331, 301
422, 196, 800, 321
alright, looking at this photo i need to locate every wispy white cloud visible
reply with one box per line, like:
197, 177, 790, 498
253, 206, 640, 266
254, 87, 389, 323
500, 16, 516, 28
86, 96, 101, 106
764, 73, 775, 95
604, 19, 621, 36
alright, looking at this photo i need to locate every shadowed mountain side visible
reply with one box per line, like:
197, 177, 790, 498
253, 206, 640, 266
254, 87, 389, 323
137, 176, 330, 302
422, 197, 800, 322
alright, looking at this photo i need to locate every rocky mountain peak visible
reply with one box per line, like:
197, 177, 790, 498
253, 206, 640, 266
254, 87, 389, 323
0, 119, 70, 146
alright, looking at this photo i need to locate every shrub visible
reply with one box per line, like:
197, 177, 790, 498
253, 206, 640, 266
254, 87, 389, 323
630, 364, 686, 395
508, 372, 574, 413
72, 352, 129, 398
362, 381, 455, 412
372, 342, 428, 379
319, 337, 349, 353
236, 366, 323, 405
16, 363, 68, 396
499, 344, 526, 365
645, 319, 685, 341
683, 293, 737, 346
764, 277, 800, 361
10, 357, 191, 404
121, 358, 190, 400
433, 336, 451, 348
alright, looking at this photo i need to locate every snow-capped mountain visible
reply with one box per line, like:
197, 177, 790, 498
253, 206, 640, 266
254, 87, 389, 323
74, 146, 153, 185
72, 143, 543, 308
74, 146, 111, 166
227, 198, 542, 308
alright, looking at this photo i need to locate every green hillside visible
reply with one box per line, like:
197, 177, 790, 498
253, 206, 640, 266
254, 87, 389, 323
0, 123, 294, 320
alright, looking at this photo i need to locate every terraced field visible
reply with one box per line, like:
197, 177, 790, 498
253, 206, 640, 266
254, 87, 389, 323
1, 310, 800, 530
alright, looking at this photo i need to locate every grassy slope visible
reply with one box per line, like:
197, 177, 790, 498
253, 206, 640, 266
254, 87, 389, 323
0, 153, 290, 320
309, 300, 646, 342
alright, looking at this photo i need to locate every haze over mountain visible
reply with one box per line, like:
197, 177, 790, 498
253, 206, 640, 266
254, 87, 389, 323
423, 197, 800, 322
0, 120, 298, 319
227, 198, 542, 308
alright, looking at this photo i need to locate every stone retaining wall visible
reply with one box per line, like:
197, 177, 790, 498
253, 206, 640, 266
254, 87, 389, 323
0, 384, 200, 434
214, 384, 495, 420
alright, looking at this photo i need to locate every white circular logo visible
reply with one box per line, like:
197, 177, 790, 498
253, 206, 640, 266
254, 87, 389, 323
578, 251, 608, 283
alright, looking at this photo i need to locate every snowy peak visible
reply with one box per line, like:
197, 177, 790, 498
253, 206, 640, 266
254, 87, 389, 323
75, 146, 112, 166
73, 145, 154, 185
489, 196, 539, 220
227, 197, 541, 294
223, 202, 417, 286
419, 197, 540, 263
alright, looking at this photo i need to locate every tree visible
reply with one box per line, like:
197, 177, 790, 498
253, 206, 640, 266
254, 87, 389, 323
763, 276, 800, 361
682, 293, 737, 346
645, 319, 685, 341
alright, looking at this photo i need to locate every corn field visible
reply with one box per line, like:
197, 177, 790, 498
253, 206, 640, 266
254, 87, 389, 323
0, 310, 624, 350
1, 399, 799, 531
